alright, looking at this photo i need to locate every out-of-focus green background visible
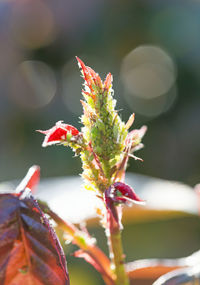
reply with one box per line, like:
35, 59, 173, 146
0, 0, 200, 185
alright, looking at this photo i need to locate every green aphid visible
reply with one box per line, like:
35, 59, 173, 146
67, 132, 72, 142
109, 158, 117, 167
76, 234, 87, 247
91, 126, 100, 139
75, 148, 82, 156
113, 124, 119, 140
93, 168, 99, 179
98, 93, 103, 101
97, 120, 105, 132
84, 150, 90, 157
92, 84, 99, 93
95, 145, 102, 155
87, 97, 95, 109
96, 100, 101, 111
88, 154, 94, 161
19, 266, 29, 274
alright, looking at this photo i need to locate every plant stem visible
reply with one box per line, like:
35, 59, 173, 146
39, 202, 115, 285
106, 207, 130, 285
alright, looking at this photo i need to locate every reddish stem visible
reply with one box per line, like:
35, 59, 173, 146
39, 202, 115, 285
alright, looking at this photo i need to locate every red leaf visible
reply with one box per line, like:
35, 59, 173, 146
0, 191, 69, 285
37, 120, 79, 147
76, 57, 94, 92
104, 73, 112, 91
74, 249, 104, 276
104, 182, 145, 223
113, 182, 145, 205
16, 165, 40, 194
86, 66, 102, 87
76, 57, 102, 93
74, 249, 114, 285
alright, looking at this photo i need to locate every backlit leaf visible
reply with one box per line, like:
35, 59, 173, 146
0, 191, 69, 285
16, 165, 40, 194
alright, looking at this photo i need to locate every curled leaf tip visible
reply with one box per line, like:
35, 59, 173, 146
76, 56, 85, 71
77, 57, 102, 92
125, 113, 135, 130
36, 129, 49, 135
16, 165, 40, 194
77, 58, 94, 91
113, 182, 145, 205
104, 182, 145, 223
104, 72, 113, 90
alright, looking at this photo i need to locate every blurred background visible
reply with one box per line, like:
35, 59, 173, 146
0, 0, 200, 186
0, 1, 200, 284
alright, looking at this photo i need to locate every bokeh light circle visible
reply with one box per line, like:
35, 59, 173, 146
10, 60, 57, 109
121, 45, 177, 117
10, 0, 56, 49
121, 45, 176, 99
123, 85, 177, 117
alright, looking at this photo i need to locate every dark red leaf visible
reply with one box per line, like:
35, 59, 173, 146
104, 182, 145, 223
0, 191, 69, 285
113, 182, 145, 205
